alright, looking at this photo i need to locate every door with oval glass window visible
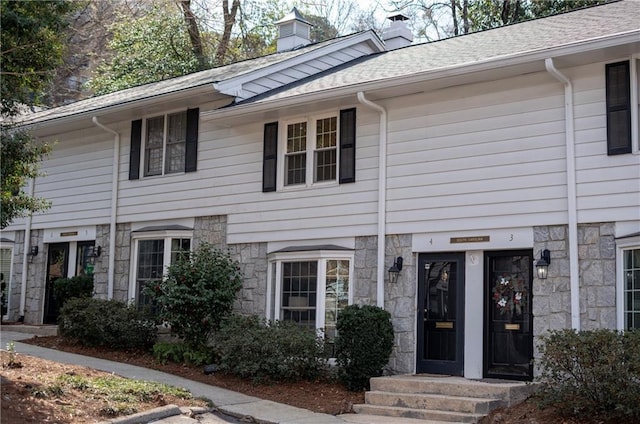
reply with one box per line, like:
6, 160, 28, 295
416, 253, 465, 375
484, 250, 533, 381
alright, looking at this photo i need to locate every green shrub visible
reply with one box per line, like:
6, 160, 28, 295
58, 298, 157, 350
53, 275, 93, 306
537, 328, 640, 421
335, 304, 394, 391
152, 341, 213, 366
212, 315, 327, 383
145, 242, 242, 350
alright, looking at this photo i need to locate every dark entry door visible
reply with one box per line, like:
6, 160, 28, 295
417, 253, 465, 375
484, 250, 533, 381
44, 243, 69, 324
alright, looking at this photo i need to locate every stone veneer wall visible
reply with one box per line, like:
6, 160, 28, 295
9, 229, 47, 324
92, 224, 110, 299
577, 223, 616, 330
112, 223, 132, 302
353, 236, 378, 306
532, 223, 616, 371
384, 234, 415, 375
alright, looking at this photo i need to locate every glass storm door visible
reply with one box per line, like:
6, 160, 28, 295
416, 253, 465, 375
44, 243, 69, 324
484, 250, 533, 381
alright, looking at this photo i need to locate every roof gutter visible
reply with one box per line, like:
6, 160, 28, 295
92, 117, 119, 300
356, 92, 387, 309
545, 57, 580, 331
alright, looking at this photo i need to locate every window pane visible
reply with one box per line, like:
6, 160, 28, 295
287, 122, 307, 153
166, 112, 187, 174
315, 149, 336, 182
170, 238, 191, 263
286, 152, 306, 185
145, 116, 164, 176
281, 261, 317, 329
316, 117, 337, 149
137, 239, 164, 310
324, 259, 349, 340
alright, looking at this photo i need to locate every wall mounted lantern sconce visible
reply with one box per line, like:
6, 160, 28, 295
535, 249, 551, 280
388, 256, 403, 284
89, 245, 102, 265
28, 245, 38, 263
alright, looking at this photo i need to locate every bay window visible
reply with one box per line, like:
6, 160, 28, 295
268, 250, 353, 352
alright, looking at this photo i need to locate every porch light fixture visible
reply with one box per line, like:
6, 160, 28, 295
28, 245, 38, 263
535, 249, 551, 280
388, 256, 403, 284
88, 245, 102, 265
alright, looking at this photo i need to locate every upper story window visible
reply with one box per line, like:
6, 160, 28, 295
262, 108, 356, 192
129, 108, 199, 180
284, 116, 337, 186
605, 59, 638, 155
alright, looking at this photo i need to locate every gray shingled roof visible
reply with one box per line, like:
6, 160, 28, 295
247, 0, 640, 103
17, 34, 355, 125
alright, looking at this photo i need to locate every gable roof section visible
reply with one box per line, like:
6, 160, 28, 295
19, 30, 384, 127
232, 0, 639, 108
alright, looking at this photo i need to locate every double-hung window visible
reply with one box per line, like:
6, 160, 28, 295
262, 108, 356, 192
284, 116, 338, 187
131, 232, 191, 310
268, 250, 353, 354
129, 108, 199, 180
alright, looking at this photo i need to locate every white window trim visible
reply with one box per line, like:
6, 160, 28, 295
141, 109, 188, 178
266, 249, 354, 334
277, 112, 341, 191
616, 234, 640, 330
128, 230, 193, 302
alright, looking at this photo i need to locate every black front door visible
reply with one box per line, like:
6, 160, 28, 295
44, 243, 69, 324
416, 253, 465, 375
484, 250, 533, 381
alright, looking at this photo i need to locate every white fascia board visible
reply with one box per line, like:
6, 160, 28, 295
213, 31, 385, 96
202, 30, 640, 121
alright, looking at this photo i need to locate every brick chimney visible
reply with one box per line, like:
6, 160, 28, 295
276, 7, 313, 52
382, 14, 413, 50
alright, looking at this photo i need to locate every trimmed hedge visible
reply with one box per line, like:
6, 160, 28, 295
58, 298, 157, 350
537, 328, 640, 421
212, 315, 326, 383
335, 304, 394, 391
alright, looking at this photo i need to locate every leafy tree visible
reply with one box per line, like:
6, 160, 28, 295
87, 1, 203, 95
0, 0, 73, 228
0, 0, 77, 116
146, 242, 243, 350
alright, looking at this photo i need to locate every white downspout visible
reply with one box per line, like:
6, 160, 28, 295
545, 58, 580, 330
92, 117, 120, 300
357, 92, 387, 309
19, 179, 35, 321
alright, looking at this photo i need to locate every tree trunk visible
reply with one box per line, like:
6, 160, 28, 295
178, 0, 207, 69
215, 0, 240, 65
450, 0, 459, 35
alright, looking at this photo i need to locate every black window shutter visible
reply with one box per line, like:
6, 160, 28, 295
185, 108, 199, 172
129, 119, 142, 180
263, 122, 278, 192
339, 108, 356, 184
605, 61, 631, 155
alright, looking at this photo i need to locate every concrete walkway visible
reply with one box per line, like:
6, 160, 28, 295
0, 327, 433, 424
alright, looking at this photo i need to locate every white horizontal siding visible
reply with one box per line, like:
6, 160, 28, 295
30, 129, 114, 228
385, 71, 570, 235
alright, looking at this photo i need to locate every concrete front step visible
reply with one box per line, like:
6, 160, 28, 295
369, 375, 535, 405
352, 404, 484, 423
365, 391, 504, 414
0, 324, 58, 337
340, 413, 466, 424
